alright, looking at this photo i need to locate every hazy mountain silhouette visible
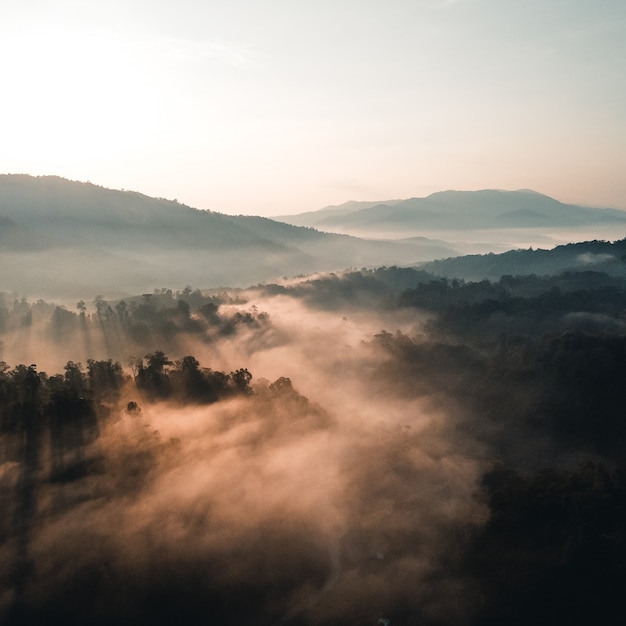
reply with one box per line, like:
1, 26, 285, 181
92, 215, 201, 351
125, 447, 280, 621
0, 175, 456, 298
275, 198, 405, 226
277, 189, 626, 235
0, 215, 51, 251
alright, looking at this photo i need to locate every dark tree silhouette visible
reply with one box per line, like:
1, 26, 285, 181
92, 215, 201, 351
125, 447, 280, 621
46, 362, 100, 482
135, 351, 173, 400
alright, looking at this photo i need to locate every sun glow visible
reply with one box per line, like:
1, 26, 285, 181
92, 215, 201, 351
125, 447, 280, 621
1, 24, 162, 174
0, 1, 624, 214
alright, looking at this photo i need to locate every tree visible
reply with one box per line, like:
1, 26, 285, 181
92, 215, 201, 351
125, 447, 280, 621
230, 368, 252, 395
135, 351, 173, 399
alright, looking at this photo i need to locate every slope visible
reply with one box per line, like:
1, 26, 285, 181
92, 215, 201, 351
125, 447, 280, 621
0, 175, 451, 298
276, 189, 626, 238
420, 239, 626, 281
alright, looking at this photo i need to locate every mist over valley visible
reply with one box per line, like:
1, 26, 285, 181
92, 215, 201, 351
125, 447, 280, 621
2, 176, 626, 624
0, 175, 456, 299
3, 0, 625, 621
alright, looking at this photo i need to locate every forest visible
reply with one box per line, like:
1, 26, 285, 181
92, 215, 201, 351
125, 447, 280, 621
1, 254, 626, 625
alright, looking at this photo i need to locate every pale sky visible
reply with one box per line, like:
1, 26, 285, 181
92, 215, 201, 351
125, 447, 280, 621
1, 0, 624, 215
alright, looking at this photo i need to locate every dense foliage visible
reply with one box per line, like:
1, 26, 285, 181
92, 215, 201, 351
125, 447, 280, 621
2, 260, 626, 625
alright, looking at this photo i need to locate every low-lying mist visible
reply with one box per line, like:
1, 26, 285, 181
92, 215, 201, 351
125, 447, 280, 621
0, 283, 488, 626
2, 266, 626, 625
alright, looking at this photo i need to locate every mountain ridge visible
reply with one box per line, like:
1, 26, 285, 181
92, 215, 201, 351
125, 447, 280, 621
419, 238, 626, 282
0, 174, 456, 298
275, 188, 626, 233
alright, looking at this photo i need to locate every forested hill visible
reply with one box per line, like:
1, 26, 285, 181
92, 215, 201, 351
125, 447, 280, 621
0, 175, 452, 297
0, 174, 329, 249
420, 238, 626, 281
3, 257, 626, 624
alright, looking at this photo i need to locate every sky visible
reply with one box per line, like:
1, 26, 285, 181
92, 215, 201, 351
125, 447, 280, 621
0, 0, 624, 216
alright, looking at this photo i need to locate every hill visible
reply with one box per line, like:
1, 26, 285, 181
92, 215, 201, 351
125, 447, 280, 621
420, 238, 626, 281
274, 198, 404, 226
275, 189, 626, 248
0, 175, 454, 298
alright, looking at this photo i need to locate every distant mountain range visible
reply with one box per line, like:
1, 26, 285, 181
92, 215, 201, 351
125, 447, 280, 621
276, 189, 626, 237
0, 175, 454, 298
4, 176, 626, 299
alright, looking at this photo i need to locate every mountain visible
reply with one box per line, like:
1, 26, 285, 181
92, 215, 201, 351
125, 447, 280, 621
275, 189, 626, 241
274, 198, 404, 227
0, 215, 51, 251
419, 239, 626, 282
0, 175, 456, 298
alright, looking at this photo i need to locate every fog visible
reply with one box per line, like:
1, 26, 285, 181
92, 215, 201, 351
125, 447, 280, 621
3, 264, 626, 625
0, 281, 495, 626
